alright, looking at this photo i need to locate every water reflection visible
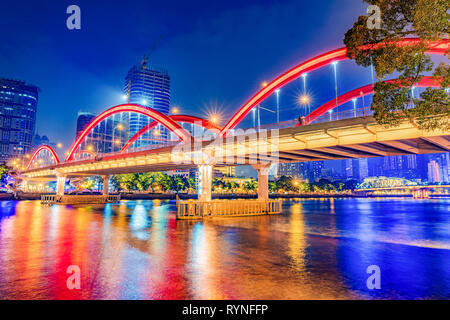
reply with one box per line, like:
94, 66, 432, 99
0, 198, 449, 299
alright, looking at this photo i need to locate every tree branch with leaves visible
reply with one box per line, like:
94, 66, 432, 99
344, 0, 449, 131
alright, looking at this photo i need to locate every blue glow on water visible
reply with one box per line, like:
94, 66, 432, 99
0, 197, 449, 299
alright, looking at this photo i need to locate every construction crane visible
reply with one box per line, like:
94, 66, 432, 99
141, 35, 163, 68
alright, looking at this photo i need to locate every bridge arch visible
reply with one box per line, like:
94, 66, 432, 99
303, 76, 442, 125
220, 38, 449, 136
26, 145, 60, 169
65, 104, 193, 161
120, 114, 222, 153
73, 149, 97, 160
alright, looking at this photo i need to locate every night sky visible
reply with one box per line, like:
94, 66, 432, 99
0, 0, 370, 148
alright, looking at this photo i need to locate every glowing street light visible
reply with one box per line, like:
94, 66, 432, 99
299, 95, 311, 105
122, 94, 128, 100
301, 73, 308, 93
275, 89, 280, 128
262, 81, 268, 88
141, 99, 147, 105
352, 98, 357, 117
116, 123, 124, 131
153, 129, 160, 137
252, 108, 256, 128
87, 145, 93, 151
57, 143, 62, 148
171, 107, 179, 114
332, 61, 339, 120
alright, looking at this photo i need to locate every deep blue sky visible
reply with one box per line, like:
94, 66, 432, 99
0, 0, 369, 147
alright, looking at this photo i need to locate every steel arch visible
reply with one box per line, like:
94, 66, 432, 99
302, 76, 442, 125
65, 104, 193, 161
26, 145, 60, 169
220, 38, 449, 136
120, 114, 222, 153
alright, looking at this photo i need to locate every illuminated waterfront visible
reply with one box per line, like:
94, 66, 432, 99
0, 198, 450, 299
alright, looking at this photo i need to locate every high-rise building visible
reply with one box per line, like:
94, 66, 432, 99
277, 162, 302, 178
75, 111, 126, 155
0, 78, 39, 162
427, 160, 440, 183
342, 159, 353, 178
358, 158, 369, 180
76, 111, 96, 138
215, 166, 236, 177
124, 62, 170, 146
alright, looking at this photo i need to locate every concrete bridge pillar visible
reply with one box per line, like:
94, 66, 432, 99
198, 164, 213, 201
253, 163, 271, 201
56, 174, 66, 196
102, 175, 110, 196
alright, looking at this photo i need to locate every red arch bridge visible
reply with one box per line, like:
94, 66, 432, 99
19, 38, 449, 206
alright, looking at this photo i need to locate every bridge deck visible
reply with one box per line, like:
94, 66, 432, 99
22, 116, 449, 180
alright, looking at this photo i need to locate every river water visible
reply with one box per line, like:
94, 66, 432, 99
0, 198, 449, 300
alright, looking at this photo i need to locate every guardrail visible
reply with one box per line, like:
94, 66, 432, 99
41, 194, 121, 205
176, 199, 282, 219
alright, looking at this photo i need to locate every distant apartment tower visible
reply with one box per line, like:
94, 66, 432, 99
427, 160, 440, 183
277, 162, 302, 178
124, 61, 170, 145
76, 111, 96, 138
0, 78, 39, 161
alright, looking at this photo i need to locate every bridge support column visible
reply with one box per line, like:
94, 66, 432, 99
198, 164, 213, 202
56, 174, 66, 196
102, 175, 110, 196
253, 163, 271, 201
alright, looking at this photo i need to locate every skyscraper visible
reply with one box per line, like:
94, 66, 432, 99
124, 61, 170, 146
0, 78, 39, 162
358, 158, 369, 180
76, 111, 96, 138
427, 160, 440, 183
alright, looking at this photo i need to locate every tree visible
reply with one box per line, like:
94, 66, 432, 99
118, 174, 139, 191
344, 0, 449, 131
0, 164, 9, 186
276, 176, 294, 191
243, 180, 257, 193
187, 178, 196, 192
110, 175, 122, 191
269, 181, 278, 192
171, 175, 187, 193
137, 173, 153, 191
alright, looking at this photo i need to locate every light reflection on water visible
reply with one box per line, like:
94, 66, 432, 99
0, 198, 449, 299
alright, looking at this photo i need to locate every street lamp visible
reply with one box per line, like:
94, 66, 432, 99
275, 89, 280, 128
332, 61, 339, 120
299, 94, 311, 117
252, 108, 256, 128
301, 73, 307, 93
352, 98, 357, 117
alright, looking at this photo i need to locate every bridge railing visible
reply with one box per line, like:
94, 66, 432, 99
176, 199, 282, 219
41, 194, 121, 205
307, 106, 374, 125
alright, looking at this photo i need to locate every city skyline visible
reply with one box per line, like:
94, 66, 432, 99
0, 0, 368, 147
1, 0, 449, 303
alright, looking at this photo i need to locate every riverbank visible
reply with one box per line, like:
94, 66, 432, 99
1, 192, 448, 201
